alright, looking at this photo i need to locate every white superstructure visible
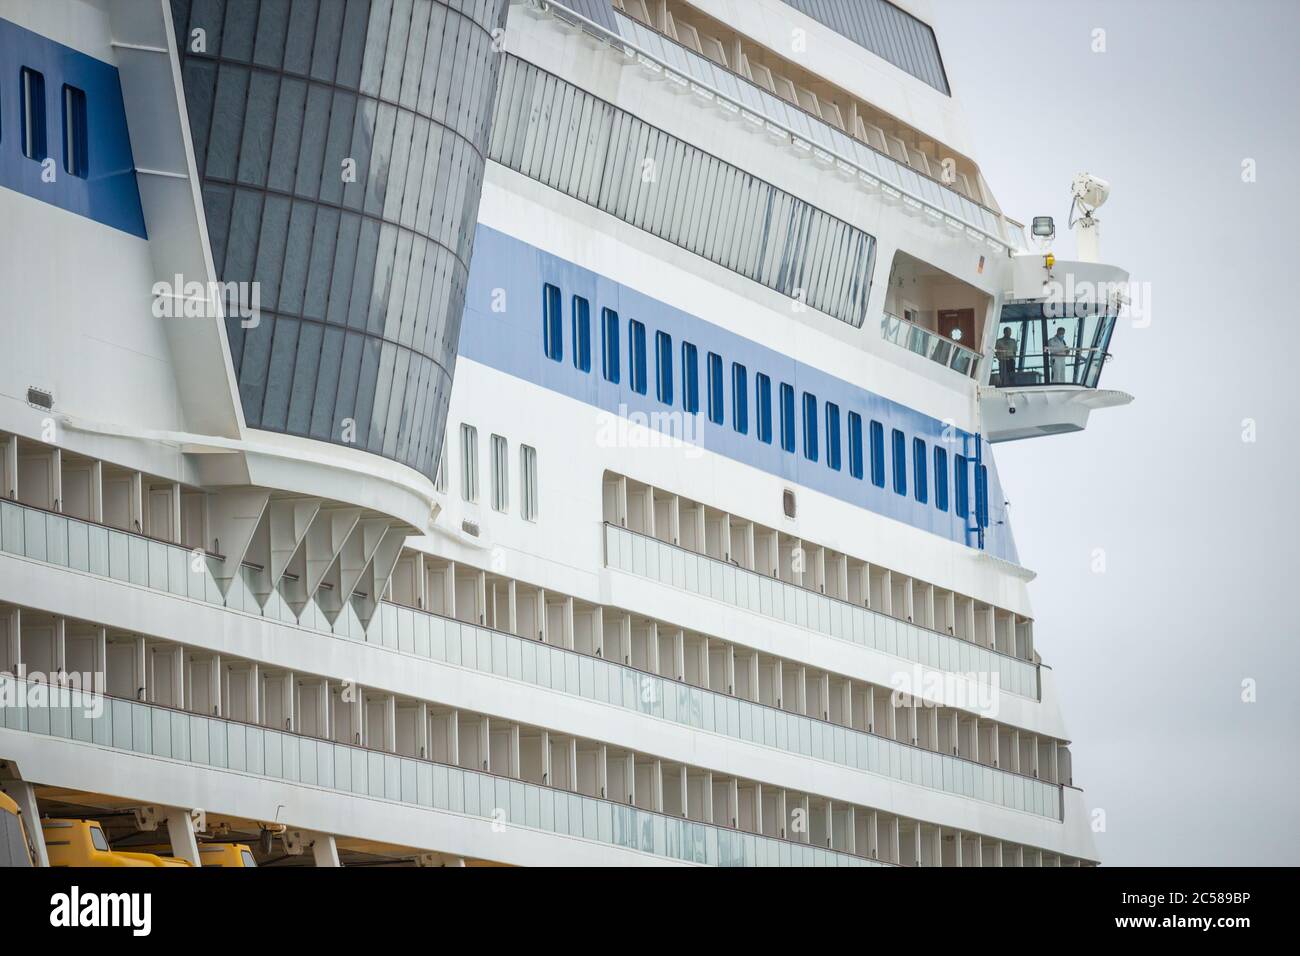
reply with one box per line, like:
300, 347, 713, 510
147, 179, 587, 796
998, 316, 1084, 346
0, 0, 1127, 866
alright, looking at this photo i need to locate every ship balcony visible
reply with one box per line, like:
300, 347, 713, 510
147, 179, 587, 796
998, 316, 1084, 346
881, 311, 983, 380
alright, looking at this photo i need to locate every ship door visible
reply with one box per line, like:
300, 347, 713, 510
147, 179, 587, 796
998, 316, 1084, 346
938, 309, 975, 348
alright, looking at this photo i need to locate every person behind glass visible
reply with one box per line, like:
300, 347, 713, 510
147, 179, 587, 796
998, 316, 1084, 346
994, 327, 1018, 385
1047, 325, 1070, 384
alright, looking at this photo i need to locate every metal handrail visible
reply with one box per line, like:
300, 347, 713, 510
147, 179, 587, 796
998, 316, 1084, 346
534, 1, 1014, 251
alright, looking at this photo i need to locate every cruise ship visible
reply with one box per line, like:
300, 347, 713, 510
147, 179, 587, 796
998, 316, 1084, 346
0, 0, 1130, 868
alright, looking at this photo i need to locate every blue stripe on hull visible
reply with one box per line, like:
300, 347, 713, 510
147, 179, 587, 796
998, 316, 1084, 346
0, 17, 147, 239
461, 225, 1018, 563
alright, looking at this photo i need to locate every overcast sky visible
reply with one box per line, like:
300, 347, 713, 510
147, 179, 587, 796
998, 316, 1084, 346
929, 0, 1300, 864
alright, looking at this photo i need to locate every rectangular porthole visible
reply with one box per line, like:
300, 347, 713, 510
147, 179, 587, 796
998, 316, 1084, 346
601, 308, 620, 383
913, 437, 928, 504
870, 421, 885, 487
755, 373, 772, 444
571, 296, 591, 372
934, 446, 949, 511
542, 284, 562, 363
892, 429, 907, 496
825, 402, 841, 471
802, 393, 818, 462
731, 362, 748, 434
656, 331, 673, 404
779, 384, 795, 453
62, 84, 87, 177
629, 319, 647, 394
681, 342, 699, 413
848, 412, 864, 479
21, 67, 47, 161
707, 352, 724, 425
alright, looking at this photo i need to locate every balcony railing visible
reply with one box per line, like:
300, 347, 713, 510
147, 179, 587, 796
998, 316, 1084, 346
0, 675, 884, 867
0, 498, 1060, 818
880, 311, 983, 379
538, 1, 1015, 250
603, 523, 1039, 699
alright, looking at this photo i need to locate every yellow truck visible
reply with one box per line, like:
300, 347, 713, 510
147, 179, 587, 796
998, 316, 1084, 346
42, 818, 192, 867
0, 792, 33, 867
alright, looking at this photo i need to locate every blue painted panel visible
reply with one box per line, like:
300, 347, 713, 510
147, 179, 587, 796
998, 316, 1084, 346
0, 17, 146, 238
461, 225, 1018, 562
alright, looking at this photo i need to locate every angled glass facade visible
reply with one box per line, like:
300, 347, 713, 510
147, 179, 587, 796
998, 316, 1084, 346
489, 57, 877, 329
170, 0, 509, 480
780, 0, 949, 95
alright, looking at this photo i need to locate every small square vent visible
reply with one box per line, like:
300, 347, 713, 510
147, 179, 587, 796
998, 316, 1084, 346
26, 387, 53, 410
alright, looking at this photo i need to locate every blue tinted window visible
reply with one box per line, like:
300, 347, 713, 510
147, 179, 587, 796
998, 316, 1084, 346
755, 374, 773, 444
848, 412, 864, 479
934, 446, 949, 511
655, 330, 673, 404
891, 428, 907, 496
629, 319, 647, 394
62, 84, 88, 178
542, 284, 562, 362
21, 67, 47, 161
731, 363, 748, 434
779, 383, 795, 452
681, 342, 699, 412
707, 352, 724, 424
954, 454, 969, 518
601, 308, 620, 383
869, 421, 885, 487
976, 464, 989, 528
913, 437, 928, 503
825, 402, 841, 471
802, 393, 818, 462
571, 295, 591, 372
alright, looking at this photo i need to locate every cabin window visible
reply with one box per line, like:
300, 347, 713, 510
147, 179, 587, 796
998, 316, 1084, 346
571, 296, 591, 372
601, 308, 620, 383
629, 319, 647, 394
891, 429, 907, 496
848, 412, 864, 479
802, 393, 818, 462
779, 383, 795, 452
655, 331, 673, 404
63, 84, 87, 177
755, 373, 773, 444
681, 342, 699, 412
707, 352, 724, 424
731, 362, 748, 434
869, 421, 885, 487
542, 284, 562, 362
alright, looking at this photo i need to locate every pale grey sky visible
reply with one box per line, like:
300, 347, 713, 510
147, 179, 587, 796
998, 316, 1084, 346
931, 0, 1300, 864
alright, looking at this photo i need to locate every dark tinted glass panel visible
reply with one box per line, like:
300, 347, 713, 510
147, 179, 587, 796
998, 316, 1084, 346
656, 331, 673, 404
629, 319, 647, 394
543, 283, 563, 362
892, 428, 907, 495
913, 437, 928, 504
870, 420, 885, 487
731, 363, 748, 434
826, 402, 841, 471
572, 295, 591, 372
707, 352, 723, 425
755, 373, 772, 444
681, 341, 699, 413
780, 383, 795, 453
602, 308, 620, 383
848, 412, 863, 479
934, 446, 949, 512
802, 393, 818, 462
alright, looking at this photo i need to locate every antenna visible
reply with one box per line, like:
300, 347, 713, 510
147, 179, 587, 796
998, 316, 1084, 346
1069, 173, 1110, 263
